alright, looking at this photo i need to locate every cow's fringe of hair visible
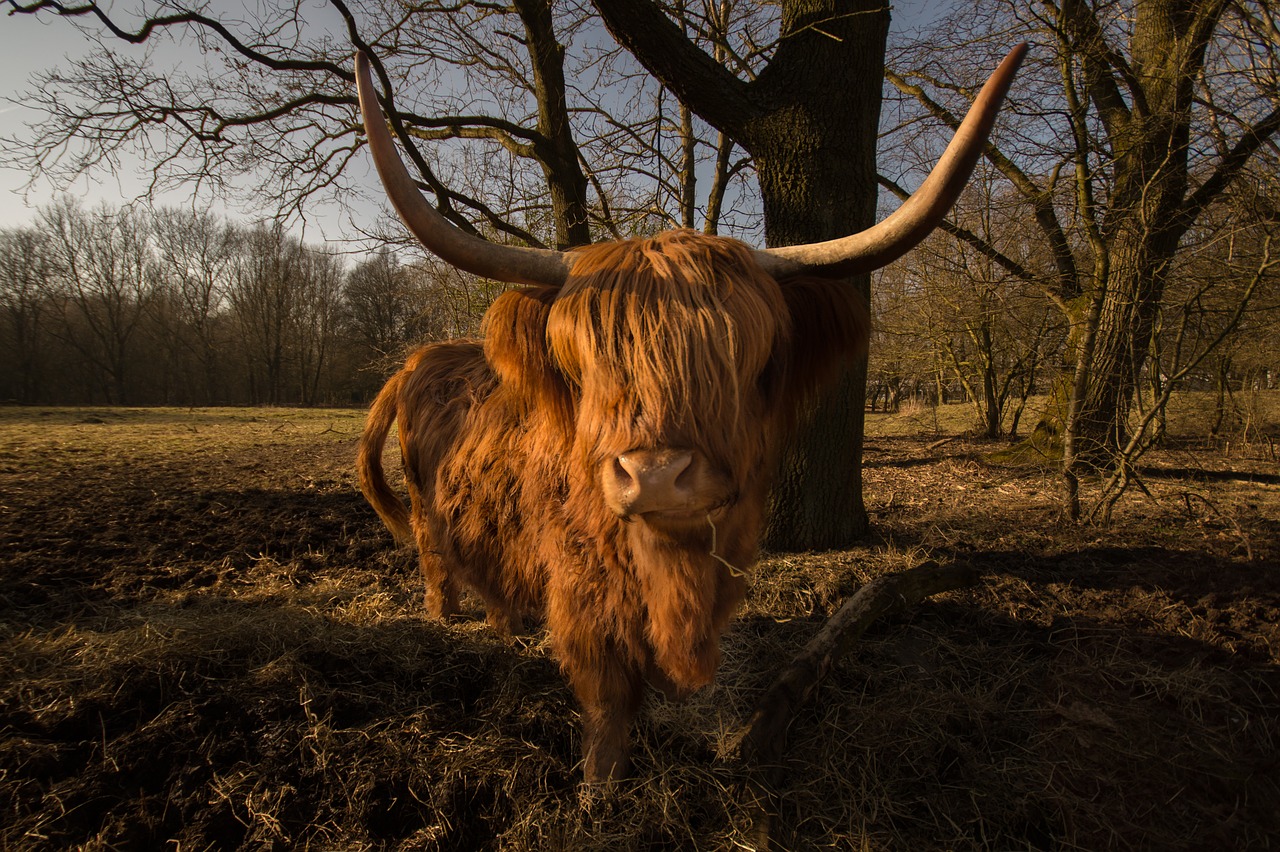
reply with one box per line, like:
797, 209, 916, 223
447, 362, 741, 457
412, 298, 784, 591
551, 231, 789, 471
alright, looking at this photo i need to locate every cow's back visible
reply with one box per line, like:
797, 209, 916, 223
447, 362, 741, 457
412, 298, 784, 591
395, 340, 494, 493
399, 339, 553, 622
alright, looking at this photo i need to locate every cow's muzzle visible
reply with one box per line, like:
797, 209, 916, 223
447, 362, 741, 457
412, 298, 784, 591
602, 448, 724, 520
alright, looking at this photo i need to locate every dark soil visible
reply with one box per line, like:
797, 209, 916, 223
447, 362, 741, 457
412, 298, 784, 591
1, 406, 1276, 850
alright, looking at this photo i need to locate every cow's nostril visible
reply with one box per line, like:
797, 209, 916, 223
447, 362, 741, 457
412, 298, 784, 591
673, 455, 696, 490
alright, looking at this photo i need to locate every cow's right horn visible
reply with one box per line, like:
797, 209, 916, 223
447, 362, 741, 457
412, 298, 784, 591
356, 52, 573, 288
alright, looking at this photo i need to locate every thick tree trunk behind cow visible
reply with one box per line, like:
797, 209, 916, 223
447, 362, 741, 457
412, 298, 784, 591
593, 0, 890, 550
750, 3, 887, 549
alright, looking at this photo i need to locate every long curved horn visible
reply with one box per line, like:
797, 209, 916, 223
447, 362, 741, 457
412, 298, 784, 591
355, 52, 572, 287
755, 43, 1029, 280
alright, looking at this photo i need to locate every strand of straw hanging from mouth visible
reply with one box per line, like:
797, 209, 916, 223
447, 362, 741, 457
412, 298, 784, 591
706, 513, 748, 578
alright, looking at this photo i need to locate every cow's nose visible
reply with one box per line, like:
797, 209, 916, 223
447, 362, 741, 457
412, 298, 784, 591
608, 449, 696, 515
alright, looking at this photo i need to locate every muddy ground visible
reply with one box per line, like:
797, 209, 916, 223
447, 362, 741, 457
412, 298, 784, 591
1, 405, 1277, 850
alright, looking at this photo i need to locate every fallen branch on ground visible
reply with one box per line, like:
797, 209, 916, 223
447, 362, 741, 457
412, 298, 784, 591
724, 558, 982, 850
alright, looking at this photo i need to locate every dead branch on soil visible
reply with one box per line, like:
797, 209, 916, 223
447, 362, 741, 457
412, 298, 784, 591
1181, 491, 1254, 560
926, 435, 961, 452
723, 558, 982, 850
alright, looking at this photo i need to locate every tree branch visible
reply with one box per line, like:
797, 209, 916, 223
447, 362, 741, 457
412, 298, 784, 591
877, 173, 1059, 302
591, 0, 759, 139
352, 44, 551, 248
404, 123, 539, 159
885, 68, 1081, 304
7, 0, 351, 79
1180, 103, 1280, 229
1051, 0, 1139, 127
724, 558, 982, 848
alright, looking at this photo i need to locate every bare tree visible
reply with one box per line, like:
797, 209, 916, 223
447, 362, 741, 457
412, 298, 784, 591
886, 0, 1280, 516
38, 198, 156, 404
0, 228, 57, 403
903, 176, 1065, 439
228, 223, 305, 405
150, 207, 238, 404
343, 247, 419, 363
867, 263, 932, 414
294, 244, 345, 405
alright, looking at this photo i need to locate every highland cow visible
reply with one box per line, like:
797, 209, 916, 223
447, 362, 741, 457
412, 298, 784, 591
354, 46, 1025, 783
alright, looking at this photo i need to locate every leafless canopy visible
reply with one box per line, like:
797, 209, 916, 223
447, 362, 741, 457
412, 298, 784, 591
356, 44, 1029, 285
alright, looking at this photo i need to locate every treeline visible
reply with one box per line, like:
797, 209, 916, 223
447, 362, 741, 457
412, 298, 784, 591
865, 177, 1280, 442
3, 193, 1275, 438
0, 199, 501, 406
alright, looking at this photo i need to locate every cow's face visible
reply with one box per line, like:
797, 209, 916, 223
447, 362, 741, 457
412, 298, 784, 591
486, 231, 791, 534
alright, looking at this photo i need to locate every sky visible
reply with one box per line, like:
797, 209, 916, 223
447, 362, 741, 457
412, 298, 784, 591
0, 1, 955, 246
0, 5, 376, 246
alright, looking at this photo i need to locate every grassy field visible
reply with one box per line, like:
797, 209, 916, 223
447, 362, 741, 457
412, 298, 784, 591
1, 403, 1277, 850
868, 390, 1280, 445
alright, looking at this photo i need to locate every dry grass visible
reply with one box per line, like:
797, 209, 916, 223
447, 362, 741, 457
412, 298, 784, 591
1, 404, 1277, 850
869, 390, 1280, 453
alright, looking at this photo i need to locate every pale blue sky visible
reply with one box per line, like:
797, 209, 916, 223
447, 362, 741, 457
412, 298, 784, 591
0, 2, 955, 243
0, 4, 375, 244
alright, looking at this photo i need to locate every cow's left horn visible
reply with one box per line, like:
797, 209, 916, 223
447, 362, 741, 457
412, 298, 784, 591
356, 52, 573, 287
754, 43, 1028, 280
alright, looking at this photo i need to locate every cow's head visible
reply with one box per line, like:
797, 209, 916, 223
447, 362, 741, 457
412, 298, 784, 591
552, 232, 790, 530
473, 231, 796, 536
354, 46, 1026, 535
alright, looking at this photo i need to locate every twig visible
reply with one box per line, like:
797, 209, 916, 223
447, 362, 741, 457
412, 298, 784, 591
708, 513, 748, 578
1182, 491, 1254, 561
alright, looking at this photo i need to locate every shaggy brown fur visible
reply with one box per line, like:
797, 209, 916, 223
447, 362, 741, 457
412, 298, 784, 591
358, 230, 868, 782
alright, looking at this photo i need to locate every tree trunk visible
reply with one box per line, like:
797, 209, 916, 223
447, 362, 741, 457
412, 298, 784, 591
1072, 202, 1183, 463
592, 0, 890, 550
514, 0, 593, 249
748, 0, 887, 548
983, 361, 1001, 439
766, 364, 870, 547
1053, 0, 1222, 465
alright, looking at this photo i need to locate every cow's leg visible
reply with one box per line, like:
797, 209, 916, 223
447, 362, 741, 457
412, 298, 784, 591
644, 657, 695, 703
482, 603, 525, 638
564, 649, 644, 783
416, 545, 460, 620
462, 555, 525, 636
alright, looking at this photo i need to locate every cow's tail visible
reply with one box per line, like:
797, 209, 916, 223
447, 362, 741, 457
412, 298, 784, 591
357, 370, 413, 545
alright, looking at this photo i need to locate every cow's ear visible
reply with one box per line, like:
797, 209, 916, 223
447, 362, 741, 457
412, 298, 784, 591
776, 277, 870, 411
483, 286, 571, 415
